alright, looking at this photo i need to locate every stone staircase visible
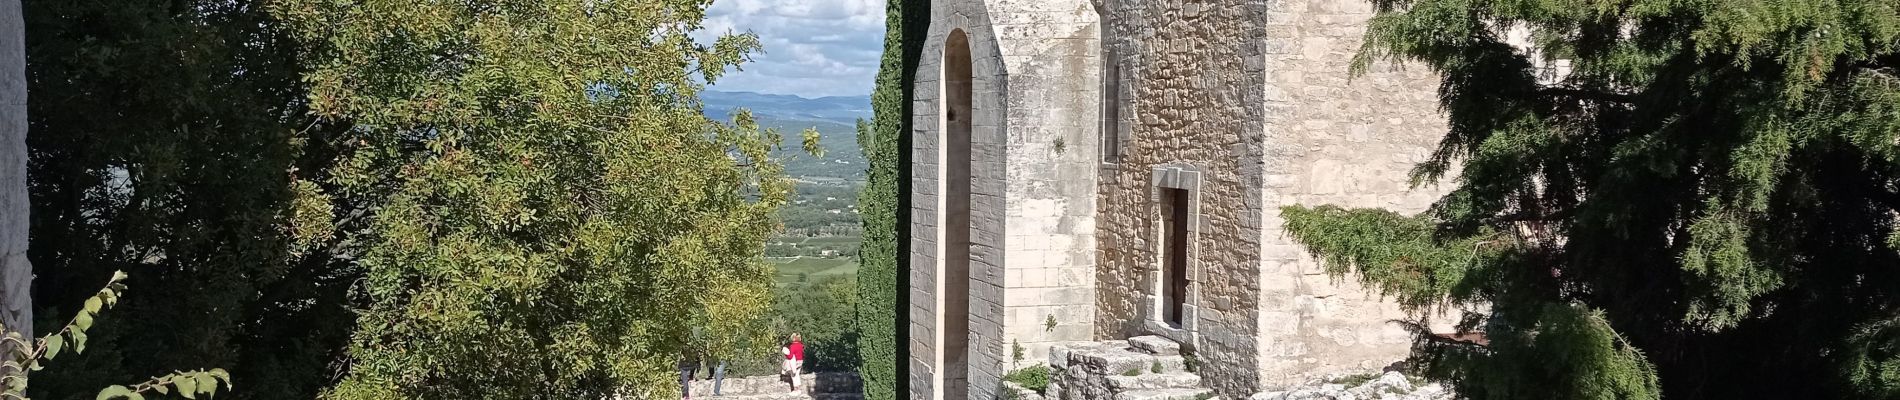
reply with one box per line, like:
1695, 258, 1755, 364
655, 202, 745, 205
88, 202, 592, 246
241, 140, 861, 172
1047, 336, 1215, 400
685, 372, 862, 400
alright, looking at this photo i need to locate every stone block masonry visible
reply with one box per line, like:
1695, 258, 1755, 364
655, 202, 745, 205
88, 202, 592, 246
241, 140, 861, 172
1254, 0, 1451, 388
1093, 0, 1269, 397
910, 0, 1455, 398
908, 0, 1105, 398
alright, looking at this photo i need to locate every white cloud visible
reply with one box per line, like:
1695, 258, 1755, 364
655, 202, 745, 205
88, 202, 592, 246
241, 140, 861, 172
699, 0, 885, 98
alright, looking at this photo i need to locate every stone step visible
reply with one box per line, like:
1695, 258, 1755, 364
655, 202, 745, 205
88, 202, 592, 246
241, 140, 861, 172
1151, 355, 1189, 374
1128, 336, 1181, 356
1066, 345, 1159, 376
1050, 340, 1128, 369
696, 394, 861, 400
1105, 372, 1201, 391
1114, 387, 1215, 400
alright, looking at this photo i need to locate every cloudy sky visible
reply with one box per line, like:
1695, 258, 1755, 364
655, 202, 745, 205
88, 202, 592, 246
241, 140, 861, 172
701, 0, 886, 98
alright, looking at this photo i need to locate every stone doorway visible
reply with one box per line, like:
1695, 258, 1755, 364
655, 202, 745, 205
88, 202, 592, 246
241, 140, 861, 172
1160, 187, 1189, 327
1142, 165, 1202, 346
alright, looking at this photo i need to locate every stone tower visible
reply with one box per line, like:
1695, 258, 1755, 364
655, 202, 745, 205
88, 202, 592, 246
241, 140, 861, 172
906, 0, 1105, 399
907, 0, 1453, 398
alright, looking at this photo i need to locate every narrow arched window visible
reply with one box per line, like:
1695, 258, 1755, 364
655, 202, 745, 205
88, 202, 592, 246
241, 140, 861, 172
1099, 5, 1123, 164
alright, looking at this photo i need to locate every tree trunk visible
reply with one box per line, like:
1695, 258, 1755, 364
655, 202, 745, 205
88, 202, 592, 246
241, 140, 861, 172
0, 0, 30, 353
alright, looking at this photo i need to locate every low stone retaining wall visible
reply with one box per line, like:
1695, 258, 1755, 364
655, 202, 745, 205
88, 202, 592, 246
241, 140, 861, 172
1046, 336, 1214, 400
685, 371, 861, 398
1250, 371, 1451, 400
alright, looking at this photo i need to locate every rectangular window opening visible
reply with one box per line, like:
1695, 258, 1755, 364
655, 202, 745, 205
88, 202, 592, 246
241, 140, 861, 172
1101, 49, 1122, 164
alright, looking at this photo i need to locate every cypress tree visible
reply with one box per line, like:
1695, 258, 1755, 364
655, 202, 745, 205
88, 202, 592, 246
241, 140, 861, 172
858, 0, 927, 398
1283, 1, 1900, 399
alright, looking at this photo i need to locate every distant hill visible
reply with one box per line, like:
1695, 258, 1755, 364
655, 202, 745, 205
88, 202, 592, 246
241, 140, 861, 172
702, 90, 872, 125
699, 91, 870, 183
763, 116, 866, 183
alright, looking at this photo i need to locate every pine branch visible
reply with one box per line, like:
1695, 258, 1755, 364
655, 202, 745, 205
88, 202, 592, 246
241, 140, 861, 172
1537, 86, 1634, 104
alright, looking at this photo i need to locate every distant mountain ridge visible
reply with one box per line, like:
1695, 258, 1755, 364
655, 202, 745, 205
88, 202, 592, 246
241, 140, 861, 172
701, 90, 872, 124
698, 90, 869, 182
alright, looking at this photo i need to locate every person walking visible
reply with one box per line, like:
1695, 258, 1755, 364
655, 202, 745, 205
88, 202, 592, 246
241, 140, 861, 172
779, 342, 795, 391
678, 348, 701, 399
707, 356, 727, 396
787, 333, 806, 393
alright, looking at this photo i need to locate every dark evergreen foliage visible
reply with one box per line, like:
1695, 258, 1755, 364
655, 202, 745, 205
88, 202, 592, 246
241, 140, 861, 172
1285, 1, 1900, 398
22, 1, 354, 398
858, 0, 927, 398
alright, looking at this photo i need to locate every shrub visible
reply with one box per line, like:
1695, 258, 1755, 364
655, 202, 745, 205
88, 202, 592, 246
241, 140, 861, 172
772, 276, 861, 372
1330, 373, 1379, 387
1003, 364, 1052, 395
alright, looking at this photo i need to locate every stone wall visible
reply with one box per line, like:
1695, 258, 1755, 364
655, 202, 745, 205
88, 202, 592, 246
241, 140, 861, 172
984, 0, 1102, 371
1254, 0, 1451, 389
1090, 0, 1453, 396
914, 1, 1107, 399
1092, 0, 1270, 398
908, 1, 1011, 398
916, 0, 1456, 397
685, 372, 864, 397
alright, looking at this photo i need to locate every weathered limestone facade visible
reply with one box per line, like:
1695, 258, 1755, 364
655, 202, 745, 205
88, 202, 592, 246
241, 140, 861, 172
908, 0, 1451, 398
907, 1, 1104, 399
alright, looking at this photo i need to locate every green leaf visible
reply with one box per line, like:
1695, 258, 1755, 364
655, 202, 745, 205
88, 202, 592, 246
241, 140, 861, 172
209, 368, 231, 389
96, 385, 134, 400
72, 330, 87, 354
801, 128, 825, 157
83, 297, 102, 314
177, 374, 198, 399
195, 372, 220, 397
45, 335, 63, 360
75, 311, 94, 332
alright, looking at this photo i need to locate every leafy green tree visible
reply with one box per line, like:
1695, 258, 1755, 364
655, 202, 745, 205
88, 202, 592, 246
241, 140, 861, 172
1283, 1, 1900, 398
269, 0, 791, 397
858, 0, 927, 398
22, 1, 354, 398
774, 276, 860, 372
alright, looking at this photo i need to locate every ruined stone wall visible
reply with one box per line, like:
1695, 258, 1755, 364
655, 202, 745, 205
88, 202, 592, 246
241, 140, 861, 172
1253, 0, 1451, 389
984, 0, 1103, 372
1092, 1, 1270, 398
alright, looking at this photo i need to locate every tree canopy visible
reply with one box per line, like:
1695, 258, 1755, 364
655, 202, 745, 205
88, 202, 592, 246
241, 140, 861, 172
22, 1, 351, 397
268, 0, 788, 398
21, 0, 810, 398
1285, 0, 1900, 399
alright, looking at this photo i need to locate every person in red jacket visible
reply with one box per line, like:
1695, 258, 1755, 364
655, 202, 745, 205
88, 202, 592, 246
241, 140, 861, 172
787, 333, 806, 392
